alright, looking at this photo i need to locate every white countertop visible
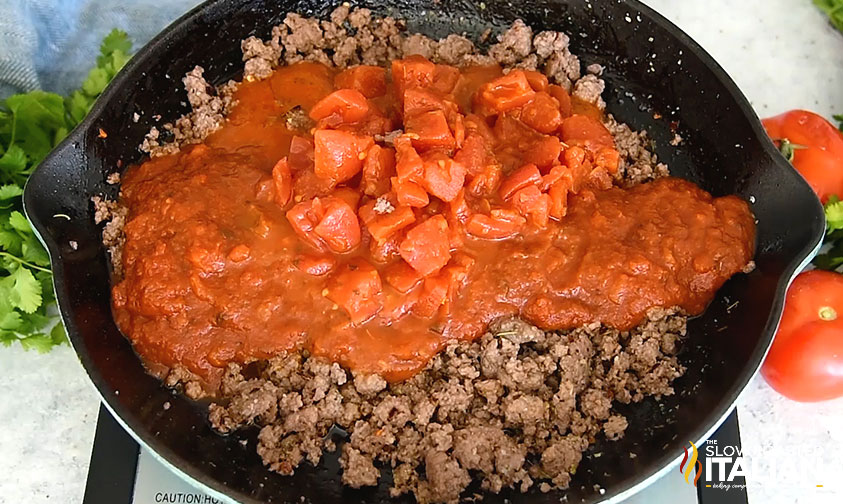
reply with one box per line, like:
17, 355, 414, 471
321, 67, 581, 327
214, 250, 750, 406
1, 1, 842, 503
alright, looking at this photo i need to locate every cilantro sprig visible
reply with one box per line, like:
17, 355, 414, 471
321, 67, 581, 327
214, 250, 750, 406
0, 29, 132, 352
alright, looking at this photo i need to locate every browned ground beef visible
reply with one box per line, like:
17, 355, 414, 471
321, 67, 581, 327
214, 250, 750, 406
96, 7, 686, 503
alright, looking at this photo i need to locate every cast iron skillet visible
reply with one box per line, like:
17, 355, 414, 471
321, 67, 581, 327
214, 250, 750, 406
24, 0, 824, 502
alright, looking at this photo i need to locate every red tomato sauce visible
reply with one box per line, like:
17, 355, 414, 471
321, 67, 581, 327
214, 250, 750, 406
112, 58, 756, 388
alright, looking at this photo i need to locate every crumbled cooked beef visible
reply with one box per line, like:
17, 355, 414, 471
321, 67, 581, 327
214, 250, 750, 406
91, 196, 128, 278
208, 309, 687, 503
604, 115, 669, 185
435, 34, 475, 65
404, 33, 438, 59
488, 19, 533, 65
283, 105, 314, 132
572, 74, 606, 109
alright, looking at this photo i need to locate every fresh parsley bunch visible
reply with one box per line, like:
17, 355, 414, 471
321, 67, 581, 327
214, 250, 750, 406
0, 29, 132, 352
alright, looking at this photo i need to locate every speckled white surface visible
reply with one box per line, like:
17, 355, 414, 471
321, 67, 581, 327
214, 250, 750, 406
1, 1, 842, 503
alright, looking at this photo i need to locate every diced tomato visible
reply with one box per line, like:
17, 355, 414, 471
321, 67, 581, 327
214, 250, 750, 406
313, 129, 374, 185
463, 113, 496, 144
351, 104, 394, 137
334, 66, 388, 98
392, 177, 429, 207
541, 164, 572, 191
520, 92, 563, 134
499, 163, 542, 200
466, 164, 502, 198
548, 181, 570, 219
331, 187, 361, 210
422, 155, 466, 202
524, 135, 562, 168
450, 113, 465, 149
311, 196, 361, 253
399, 215, 451, 276
286, 200, 326, 251
369, 231, 402, 263
548, 84, 573, 118
394, 136, 425, 182
392, 55, 436, 98
288, 136, 314, 171
271, 157, 292, 207
403, 88, 447, 117
326, 259, 383, 324
449, 188, 471, 225
362, 144, 396, 196
478, 70, 536, 112
357, 199, 378, 226
511, 185, 550, 228
523, 70, 549, 92
453, 134, 490, 177
466, 208, 526, 240
295, 254, 336, 276
413, 274, 449, 318
432, 64, 461, 94
562, 146, 590, 193
439, 255, 474, 313
405, 109, 455, 151
309, 89, 370, 126
367, 206, 417, 243
560, 114, 615, 154
384, 260, 423, 293
228, 244, 250, 262
377, 288, 419, 323
594, 146, 620, 174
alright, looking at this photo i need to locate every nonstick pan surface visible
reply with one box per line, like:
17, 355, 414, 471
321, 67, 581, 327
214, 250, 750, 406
24, 1, 824, 502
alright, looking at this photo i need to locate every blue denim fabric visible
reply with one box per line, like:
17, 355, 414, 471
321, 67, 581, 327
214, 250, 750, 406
0, 0, 200, 98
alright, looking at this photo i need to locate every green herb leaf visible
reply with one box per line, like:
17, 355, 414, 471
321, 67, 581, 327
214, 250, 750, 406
826, 198, 843, 234
8, 267, 42, 313
814, 0, 843, 33
0, 29, 132, 352
834, 114, 843, 132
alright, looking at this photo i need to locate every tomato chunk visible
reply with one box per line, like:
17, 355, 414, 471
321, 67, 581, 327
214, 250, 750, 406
520, 92, 563, 134
560, 114, 615, 153
479, 70, 536, 112
405, 109, 455, 151
362, 144, 396, 197
511, 185, 550, 228
392, 177, 429, 207
384, 260, 423, 293
309, 89, 370, 125
399, 215, 451, 276
466, 209, 526, 240
313, 129, 374, 185
394, 136, 425, 183
367, 206, 417, 243
432, 64, 461, 94
523, 70, 549, 92
288, 136, 314, 171
453, 134, 490, 177
594, 146, 620, 174
413, 274, 449, 318
466, 164, 502, 198
326, 259, 383, 324
271, 157, 292, 207
312, 196, 361, 253
403, 88, 447, 117
286, 200, 325, 251
334, 66, 388, 98
295, 254, 336, 276
524, 135, 562, 168
422, 156, 466, 203
499, 163, 542, 200
392, 55, 436, 98
548, 181, 570, 219
548, 84, 573, 118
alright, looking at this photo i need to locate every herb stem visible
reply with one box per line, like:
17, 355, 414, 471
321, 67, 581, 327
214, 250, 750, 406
0, 252, 51, 273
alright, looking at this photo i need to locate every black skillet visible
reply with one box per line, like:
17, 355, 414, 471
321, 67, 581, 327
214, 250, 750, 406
23, 0, 824, 502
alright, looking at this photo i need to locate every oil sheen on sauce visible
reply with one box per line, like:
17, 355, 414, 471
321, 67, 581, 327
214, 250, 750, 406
112, 62, 756, 387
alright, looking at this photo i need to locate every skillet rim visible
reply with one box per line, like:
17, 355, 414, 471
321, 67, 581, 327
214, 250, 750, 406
23, 0, 826, 502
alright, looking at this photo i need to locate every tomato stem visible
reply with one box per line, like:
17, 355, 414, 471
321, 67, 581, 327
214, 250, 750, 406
818, 306, 837, 321
777, 138, 807, 163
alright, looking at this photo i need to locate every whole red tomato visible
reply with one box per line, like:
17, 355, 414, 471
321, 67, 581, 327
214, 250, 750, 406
762, 270, 843, 402
762, 110, 843, 204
